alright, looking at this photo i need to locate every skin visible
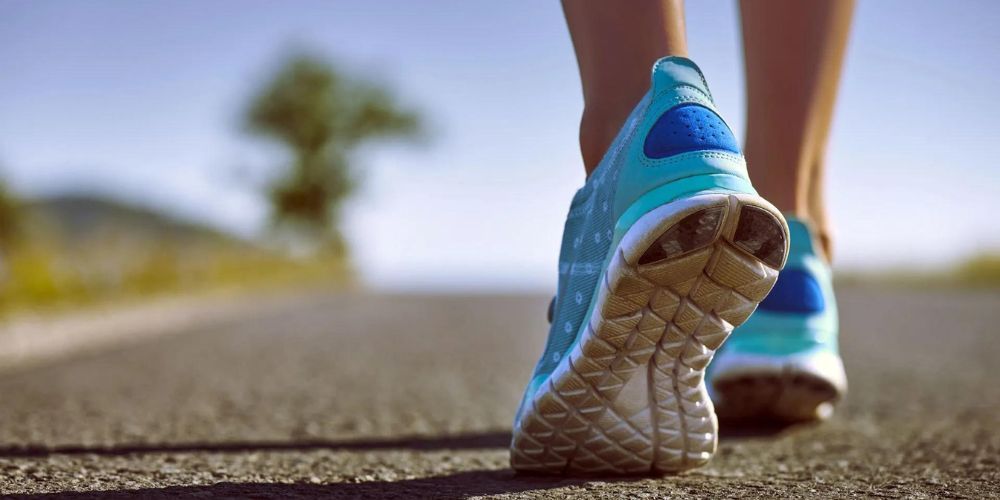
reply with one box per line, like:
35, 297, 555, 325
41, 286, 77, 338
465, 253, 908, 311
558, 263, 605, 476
562, 0, 854, 260
741, 0, 855, 260
562, 0, 688, 174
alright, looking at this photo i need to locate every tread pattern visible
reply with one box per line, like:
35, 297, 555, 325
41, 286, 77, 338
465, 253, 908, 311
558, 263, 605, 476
512, 197, 785, 475
714, 371, 841, 422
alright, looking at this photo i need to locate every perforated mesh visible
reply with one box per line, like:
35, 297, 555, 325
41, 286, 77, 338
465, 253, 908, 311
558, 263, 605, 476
643, 103, 739, 158
532, 94, 642, 375
535, 164, 620, 374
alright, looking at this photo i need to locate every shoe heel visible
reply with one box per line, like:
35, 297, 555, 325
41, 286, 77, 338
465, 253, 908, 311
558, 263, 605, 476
511, 193, 789, 475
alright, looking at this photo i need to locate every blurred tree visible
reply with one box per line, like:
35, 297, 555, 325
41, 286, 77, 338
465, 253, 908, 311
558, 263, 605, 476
0, 180, 20, 254
246, 53, 420, 253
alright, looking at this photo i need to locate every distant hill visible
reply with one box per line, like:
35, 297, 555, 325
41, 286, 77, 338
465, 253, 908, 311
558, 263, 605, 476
22, 194, 247, 249
0, 194, 349, 310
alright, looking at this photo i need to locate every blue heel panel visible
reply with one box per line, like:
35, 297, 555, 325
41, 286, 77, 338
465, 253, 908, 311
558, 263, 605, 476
643, 103, 740, 159
758, 269, 825, 313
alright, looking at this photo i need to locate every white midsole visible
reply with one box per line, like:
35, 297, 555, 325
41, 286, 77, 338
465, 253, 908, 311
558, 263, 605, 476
710, 349, 848, 396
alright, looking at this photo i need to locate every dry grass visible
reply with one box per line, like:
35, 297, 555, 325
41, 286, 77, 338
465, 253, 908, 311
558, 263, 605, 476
0, 241, 351, 314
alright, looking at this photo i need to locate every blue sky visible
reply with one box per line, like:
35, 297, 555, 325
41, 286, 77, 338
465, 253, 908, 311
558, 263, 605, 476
1, 1, 998, 290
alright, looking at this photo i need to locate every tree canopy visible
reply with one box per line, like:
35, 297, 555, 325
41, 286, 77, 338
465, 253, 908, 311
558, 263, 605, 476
246, 54, 420, 251
0, 181, 20, 254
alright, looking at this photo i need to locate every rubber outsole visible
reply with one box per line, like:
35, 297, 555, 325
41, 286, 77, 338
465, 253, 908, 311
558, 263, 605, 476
711, 352, 847, 422
511, 193, 789, 475
714, 372, 840, 422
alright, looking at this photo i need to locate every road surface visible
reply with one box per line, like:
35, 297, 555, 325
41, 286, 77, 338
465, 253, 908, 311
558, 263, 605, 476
0, 288, 997, 498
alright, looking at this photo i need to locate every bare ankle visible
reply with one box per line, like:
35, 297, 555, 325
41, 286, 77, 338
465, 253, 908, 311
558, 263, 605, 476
579, 104, 635, 176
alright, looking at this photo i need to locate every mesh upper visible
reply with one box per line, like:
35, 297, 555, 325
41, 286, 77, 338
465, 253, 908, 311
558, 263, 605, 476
532, 98, 645, 376
529, 57, 731, 381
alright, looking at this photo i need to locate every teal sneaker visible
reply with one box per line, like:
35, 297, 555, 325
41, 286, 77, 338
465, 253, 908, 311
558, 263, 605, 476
708, 217, 847, 422
510, 57, 790, 474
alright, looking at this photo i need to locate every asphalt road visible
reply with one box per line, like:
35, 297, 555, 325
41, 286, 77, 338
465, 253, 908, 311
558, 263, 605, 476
0, 288, 997, 498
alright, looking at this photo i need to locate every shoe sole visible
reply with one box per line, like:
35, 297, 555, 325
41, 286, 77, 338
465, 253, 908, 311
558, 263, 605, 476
711, 351, 847, 422
511, 192, 789, 475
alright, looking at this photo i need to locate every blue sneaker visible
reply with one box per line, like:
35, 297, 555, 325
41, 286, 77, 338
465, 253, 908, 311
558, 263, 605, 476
708, 217, 847, 421
510, 57, 790, 474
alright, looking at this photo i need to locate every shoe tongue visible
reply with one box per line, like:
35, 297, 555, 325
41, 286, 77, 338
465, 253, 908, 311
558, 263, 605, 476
650, 56, 715, 107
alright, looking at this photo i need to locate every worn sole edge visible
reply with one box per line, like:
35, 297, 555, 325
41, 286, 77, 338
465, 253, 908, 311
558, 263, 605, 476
511, 192, 789, 475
